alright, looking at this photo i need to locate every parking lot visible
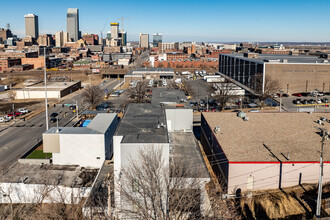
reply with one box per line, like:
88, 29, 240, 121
277, 93, 330, 112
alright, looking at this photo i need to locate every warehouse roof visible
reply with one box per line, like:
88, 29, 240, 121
116, 104, 168, 143
202, 112, 330, 162
222, 53, 330, 64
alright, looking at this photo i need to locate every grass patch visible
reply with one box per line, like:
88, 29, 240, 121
26, 150, 52, 159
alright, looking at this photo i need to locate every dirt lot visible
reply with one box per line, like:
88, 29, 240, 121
0, 100, 41, 114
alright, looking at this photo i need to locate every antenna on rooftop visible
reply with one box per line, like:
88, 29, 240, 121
6, 23, 10, 30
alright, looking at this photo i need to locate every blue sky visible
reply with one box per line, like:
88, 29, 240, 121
1, 0, 330, 42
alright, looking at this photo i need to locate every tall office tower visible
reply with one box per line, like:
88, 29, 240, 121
153, 33, 162, 47
139, 33, 149, 48
118, 31, 127, 46
110, 23, 119, 39
67, 8, 80, 42
25, 14, 39, 39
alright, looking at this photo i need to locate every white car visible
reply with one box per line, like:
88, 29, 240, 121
0, 116, 11, 122
18, 108, 29, 114
249, 109, 260, 113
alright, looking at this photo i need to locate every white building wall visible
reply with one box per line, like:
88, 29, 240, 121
165, 109, 193, 132
52, 134, 105, 168
228, 162, 327, 194
16, 90, 61, 99
0, 182, 91, 204
113, 139, 170, 218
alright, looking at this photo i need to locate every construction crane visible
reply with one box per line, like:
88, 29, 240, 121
100, 22, 108, 40
117, 16, 133, 47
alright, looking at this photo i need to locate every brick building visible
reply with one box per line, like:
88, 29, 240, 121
166, 52, 189, 61
0, 51, 38, 59
0, 28, 13, 43
0, 58, 21, 71
82, 34, 99, 45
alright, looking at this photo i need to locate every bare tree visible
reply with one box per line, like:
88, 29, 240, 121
82, 85, 104, 109
253, 73, 280, 107
129, 81, 147, 103
212, 81, 237, 111
116, 146, 237, 219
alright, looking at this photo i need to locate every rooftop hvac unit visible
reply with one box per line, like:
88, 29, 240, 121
214, 126, 220, 134
243, 116, 249, 121
237, 111, 245, 118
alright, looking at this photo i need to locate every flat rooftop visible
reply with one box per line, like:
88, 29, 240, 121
203, 112, 330, 162
151, 88, 190, 108
0, 163, 98, 187
24, 81, 79, 91
170, 132, 209, 178
223, 53, 330, 64
115, 104, 168, 143
87, 113, 117, 133
45, 113, 117, 135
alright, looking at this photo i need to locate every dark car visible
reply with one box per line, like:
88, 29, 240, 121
302, 100, 309, 105
50, 112, 58, 118
309, 99, 315, 104
292, 93, 302, 97
50, 117, 57, 123
69, 105, 76, 110
322, 98, 329, 103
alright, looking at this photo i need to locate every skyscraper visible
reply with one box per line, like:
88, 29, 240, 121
139, 33, 149, 48
67, 8, 79, 42
153, 33, 162, 47
25, 14, 39, 39
119, 31, 127, 46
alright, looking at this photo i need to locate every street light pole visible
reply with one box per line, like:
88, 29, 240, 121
44, 48, 49, 130
316, 129, 328, 218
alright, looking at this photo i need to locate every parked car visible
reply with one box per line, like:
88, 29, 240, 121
249, 109, 260, 112
18, 108, 30, 114
309, 99, 315, 104
7, 112, 22, 117
302, 100, 309, 105
292, 93, 302, 97
322, 98, 329, 103
69, 105, 76, 110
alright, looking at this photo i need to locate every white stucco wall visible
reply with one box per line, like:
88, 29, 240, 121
227, 162, 329, 194
52, 134, 105, 168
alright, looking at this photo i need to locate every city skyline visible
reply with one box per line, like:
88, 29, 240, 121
1, 0, 330, 42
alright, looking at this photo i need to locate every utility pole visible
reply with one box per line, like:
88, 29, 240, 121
76, 100, 79, 119
316, 129, 329, 218
44, 48, 49, 130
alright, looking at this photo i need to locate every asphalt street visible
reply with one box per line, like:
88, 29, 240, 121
0, 79, 122, 172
